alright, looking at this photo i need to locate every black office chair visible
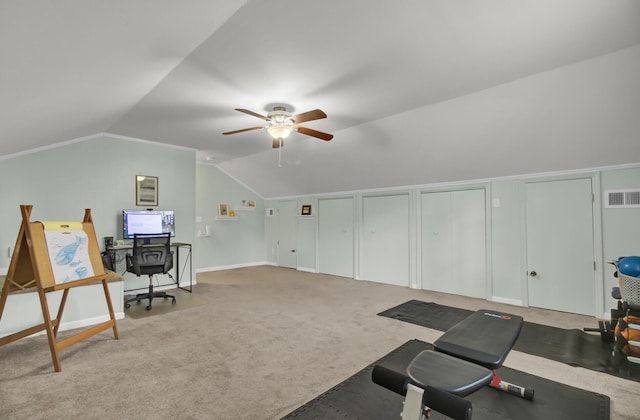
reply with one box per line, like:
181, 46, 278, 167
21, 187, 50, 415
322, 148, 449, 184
101, 250, 115, 272
124, 233, 176, 311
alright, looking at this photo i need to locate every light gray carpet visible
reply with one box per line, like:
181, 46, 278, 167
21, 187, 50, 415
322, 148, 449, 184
0, 266, 638, 419
124, 288, 207, 319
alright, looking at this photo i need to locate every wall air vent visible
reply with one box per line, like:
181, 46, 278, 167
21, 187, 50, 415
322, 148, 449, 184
605, 189, 640, 208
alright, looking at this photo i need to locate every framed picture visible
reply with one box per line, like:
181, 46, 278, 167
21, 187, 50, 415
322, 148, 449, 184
301, 205, 312, 215
136, 175, 158, 206
241, 200, 257, 208
218, 203, 230, 217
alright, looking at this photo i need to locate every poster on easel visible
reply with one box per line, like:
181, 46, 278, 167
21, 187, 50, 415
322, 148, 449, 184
0, 205, 120, 372
42, 221, 94, 284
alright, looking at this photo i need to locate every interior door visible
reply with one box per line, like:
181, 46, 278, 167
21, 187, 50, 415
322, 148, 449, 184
452, 189, 486, 298
361, 194, 409, 286
421, 189, 486, 298
318, 197, 354, 278
526, 178, 595, 315
277, 200, 297, 269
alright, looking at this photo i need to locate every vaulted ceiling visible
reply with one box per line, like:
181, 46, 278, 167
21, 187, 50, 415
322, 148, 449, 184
2, 1, 640, 197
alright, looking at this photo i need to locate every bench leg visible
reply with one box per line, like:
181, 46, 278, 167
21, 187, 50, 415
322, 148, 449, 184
489, 370, 535, 401
372, 365, 472, 420
402, 383, 426, 420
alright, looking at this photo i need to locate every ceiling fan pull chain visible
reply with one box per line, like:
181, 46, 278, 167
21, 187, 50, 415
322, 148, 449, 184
278, 143, 282, 167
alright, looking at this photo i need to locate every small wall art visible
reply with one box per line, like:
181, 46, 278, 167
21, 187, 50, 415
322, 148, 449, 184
218, 203, 230, 217
136, 175, 158, 206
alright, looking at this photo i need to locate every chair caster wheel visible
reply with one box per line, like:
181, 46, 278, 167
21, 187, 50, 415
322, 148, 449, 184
146, 305, 152, 310
172, 298, 176, 305
124, 303, 130, 309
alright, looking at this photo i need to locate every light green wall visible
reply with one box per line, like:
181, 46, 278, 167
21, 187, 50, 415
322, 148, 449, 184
296, 217, 316, 271
264, 199, 278, 265
195, 164, 266, 270
0, 135, 196, 260
1, 133, 638, 330
601, 167, 640, 308
490, 179, 525, 303
265, 165, 640, 316
0, 134, 196, 335
295, 197, 318, 271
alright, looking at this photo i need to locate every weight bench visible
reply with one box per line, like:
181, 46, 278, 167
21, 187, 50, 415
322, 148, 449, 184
372, 309, 534, 420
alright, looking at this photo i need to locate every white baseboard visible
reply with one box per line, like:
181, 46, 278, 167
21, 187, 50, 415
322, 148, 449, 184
62, 312, 126, 330
196, 261, 271, 273
490, 296, 523, 307
0, 312, 125, 340
197, 263, 318, 274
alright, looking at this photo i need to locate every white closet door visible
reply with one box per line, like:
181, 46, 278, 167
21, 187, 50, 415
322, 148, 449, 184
526, 178, 595, 315
451, 189, 486, 298
421, 191, 454, 293
318, 197, 354, 278
361, 194, 410, 286
421, 189, 486, 298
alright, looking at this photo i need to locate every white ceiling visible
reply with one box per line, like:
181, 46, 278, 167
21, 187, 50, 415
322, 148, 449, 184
2, 0, 640, 197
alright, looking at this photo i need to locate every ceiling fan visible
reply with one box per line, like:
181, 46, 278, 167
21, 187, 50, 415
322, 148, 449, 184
223, 106, 333, 148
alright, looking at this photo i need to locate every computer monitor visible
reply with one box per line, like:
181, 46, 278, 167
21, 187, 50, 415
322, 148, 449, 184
123, 210, 175, 239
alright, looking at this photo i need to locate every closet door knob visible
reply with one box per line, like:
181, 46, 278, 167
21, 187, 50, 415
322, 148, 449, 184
529, 271, 537, 277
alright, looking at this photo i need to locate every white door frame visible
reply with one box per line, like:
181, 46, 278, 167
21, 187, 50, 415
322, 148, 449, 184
521, 172, 604, 317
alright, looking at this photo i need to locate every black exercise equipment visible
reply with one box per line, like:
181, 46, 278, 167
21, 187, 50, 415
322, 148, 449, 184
585, 260, 640, 367
583, 320, 616, 342
372, 309, 534, 420
610, 261, 640, 366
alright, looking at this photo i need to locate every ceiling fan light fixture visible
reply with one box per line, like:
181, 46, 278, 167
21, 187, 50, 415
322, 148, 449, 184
267, 125, 292, 139
225, 106, 332, 146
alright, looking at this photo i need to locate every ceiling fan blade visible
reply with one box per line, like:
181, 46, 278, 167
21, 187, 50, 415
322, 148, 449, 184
296, 126, 333, 141
292, 109, 327, 124
222, 126, 264, 135
272, 138, 283, 148
235, 108, 269, 120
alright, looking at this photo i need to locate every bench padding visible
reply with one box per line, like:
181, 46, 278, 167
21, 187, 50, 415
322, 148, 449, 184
434, 310, 523, 370
407, 350, 493, 396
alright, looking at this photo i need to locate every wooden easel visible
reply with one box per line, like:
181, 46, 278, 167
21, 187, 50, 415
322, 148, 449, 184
0, 205, 120, 372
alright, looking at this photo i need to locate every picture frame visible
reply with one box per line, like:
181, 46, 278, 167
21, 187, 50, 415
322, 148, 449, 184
218, 203, 230, 217
135, 175, 158, 206
301, 204, 312, 215
241, 200, 257, 208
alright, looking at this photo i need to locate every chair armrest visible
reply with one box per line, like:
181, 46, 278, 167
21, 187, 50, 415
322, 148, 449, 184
125, 253, 142, 276
163, 250, 174, 274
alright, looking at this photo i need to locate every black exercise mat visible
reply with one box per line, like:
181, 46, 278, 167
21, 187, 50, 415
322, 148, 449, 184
378, 300, 640, 382
378, 299, 474, 330
283, 339, 609, 420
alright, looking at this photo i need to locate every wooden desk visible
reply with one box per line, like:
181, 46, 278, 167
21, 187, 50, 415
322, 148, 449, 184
106, 242, 192, 293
